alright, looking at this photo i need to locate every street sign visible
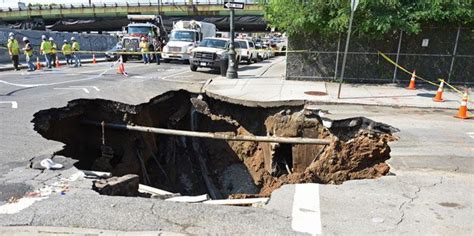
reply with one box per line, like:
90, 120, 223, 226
351, 0, 359, 12
224, 2, 245, 9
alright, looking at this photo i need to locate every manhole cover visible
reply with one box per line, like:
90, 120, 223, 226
304, 91, 328, 96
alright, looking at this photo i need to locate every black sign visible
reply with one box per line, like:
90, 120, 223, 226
223, 2, 245, 9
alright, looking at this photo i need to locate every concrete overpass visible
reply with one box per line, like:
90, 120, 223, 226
0, 1, 267, 32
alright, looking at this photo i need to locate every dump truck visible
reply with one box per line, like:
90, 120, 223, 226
162, 20, 216, 63
121, 15, 168, 61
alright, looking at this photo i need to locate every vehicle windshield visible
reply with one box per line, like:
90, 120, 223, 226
170, 31, 196, 42
128, 26, 153, 35
199, 39, 227, 49
237, 41, 247, 49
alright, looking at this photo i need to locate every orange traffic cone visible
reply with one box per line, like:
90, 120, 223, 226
406, 70, 416, 90
433, 80, 445, 102
92, 54, 96, 64
116, 56, 127, 76
36, 57, 41, 70
454, 91, 470, 119
55, 58, 60, 68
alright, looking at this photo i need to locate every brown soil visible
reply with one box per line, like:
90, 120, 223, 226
32, 90, 399, 198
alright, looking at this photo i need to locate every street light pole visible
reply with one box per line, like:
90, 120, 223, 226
337, 0, 358, 99
226, 7, 238, 79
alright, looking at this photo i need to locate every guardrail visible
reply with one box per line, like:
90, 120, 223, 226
1, 1, 262, 12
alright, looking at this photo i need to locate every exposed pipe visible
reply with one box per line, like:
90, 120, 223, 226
82, 120, 332, 145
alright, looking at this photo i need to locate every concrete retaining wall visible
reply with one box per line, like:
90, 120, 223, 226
0, 29, 117, 64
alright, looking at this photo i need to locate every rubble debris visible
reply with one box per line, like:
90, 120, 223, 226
92, 174, 140, 197
32, 90, 399, 198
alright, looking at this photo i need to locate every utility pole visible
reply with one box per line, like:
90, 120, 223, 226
337, 0, 359, 99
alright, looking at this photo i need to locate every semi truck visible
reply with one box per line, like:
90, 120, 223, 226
162, 20, 216, 63
121, 15, 167, 61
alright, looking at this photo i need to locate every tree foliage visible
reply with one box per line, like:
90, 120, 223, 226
263, 0, 474, 37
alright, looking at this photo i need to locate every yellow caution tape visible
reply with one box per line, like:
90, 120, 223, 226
378, 51, 472, 103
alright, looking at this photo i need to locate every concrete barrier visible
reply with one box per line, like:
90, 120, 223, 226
0, 29, 117, 64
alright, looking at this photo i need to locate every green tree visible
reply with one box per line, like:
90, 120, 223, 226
264, 0, 473, 37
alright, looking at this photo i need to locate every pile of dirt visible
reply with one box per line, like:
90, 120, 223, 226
32, 90, 399, 198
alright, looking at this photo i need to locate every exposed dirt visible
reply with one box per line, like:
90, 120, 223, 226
32, 90, 399, 198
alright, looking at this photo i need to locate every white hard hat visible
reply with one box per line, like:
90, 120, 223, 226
63, 39, 67, 43
22, 37, 29, 41
8, 32, 14, 37
71, 37, 76, 41
49, 37, 54, 41
42, 35, 47, 40
141, 37, 145, 40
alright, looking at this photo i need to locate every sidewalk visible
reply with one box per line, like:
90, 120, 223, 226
205, 77, 471, 110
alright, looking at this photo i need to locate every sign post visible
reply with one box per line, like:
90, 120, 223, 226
337, 0, 359, 99
225, 1, 244, 79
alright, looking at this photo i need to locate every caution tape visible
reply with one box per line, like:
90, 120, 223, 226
378, 51, 472, 103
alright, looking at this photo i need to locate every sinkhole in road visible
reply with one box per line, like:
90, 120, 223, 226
32, 90, 399, 199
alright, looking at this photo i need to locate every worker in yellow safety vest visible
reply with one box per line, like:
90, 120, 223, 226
49, 37, 57, 67
7, 32, 21, 70
61, 39, 73, 65
139, 37, 150, 64
22, 36, 35, 71
71, 37, 81, 67
40, 35, 53, 69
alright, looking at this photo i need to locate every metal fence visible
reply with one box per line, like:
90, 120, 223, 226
286, 26, 474, 85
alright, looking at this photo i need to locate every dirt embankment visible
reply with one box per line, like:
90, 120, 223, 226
32, 90, 398, 198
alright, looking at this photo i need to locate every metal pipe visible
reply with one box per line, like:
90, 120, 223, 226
337, 7, 355, 99
82, 120, 332, 145
448, 25, 461, 83
392, 30, 403, 83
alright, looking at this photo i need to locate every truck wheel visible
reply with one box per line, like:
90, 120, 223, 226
247, 57, 252, 65
164, 59, 170, 63
190, 64, 198, 71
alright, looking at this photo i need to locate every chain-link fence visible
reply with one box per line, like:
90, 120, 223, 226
286, 26, 473, 85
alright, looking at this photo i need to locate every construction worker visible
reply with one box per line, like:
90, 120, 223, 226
22, 36, 35, 71
139, 37, 149, 64
71, 37, 81, 67
7, 32, 20, 71
40, 35, 53, 69
49, 37, 57, 67
61, 39, 72, 65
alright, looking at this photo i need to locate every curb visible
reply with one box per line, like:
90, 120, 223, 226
0, 226, 183, 235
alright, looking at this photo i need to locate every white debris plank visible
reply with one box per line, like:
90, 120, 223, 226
80, 170, 111, 178
203, 198, 270, 206
165, 194, 209, 203
139, 184, 174, 195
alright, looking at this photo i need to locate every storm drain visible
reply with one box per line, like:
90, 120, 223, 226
32, 90, 398, 199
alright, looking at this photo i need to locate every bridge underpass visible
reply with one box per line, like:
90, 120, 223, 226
0, 2, 268, 32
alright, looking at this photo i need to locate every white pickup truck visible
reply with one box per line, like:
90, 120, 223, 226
189, 37, 241, 74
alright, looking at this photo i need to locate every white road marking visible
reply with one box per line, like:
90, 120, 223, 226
54, 87, 90, 94
467, 132, 474, 139
0, 197, 48, 214
69, 86, 100, 91
0, 101, 18, 109
291, 184, 322, 235
158, 70, 208, 84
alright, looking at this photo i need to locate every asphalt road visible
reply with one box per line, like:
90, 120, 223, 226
0, 58, 472, 235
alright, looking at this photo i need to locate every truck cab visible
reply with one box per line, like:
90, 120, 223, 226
189, 37, 241, 74
162, 20, 216, 63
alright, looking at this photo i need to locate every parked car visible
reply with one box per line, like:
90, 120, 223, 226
255, 42, 268, 61
189, 37, 241, 73
235, 39, 258, 64
105, 43, 126, 62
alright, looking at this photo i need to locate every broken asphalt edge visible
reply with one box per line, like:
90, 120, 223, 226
204, 87, 461, 111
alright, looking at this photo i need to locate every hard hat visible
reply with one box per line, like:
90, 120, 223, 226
42, 35, 47, 40
49, 37, 54, 41
71, 37, 76, 41
22, 37, 29, 41
141, 37, 145, 40
8, 32, 14, 37
63, 39, 67, 43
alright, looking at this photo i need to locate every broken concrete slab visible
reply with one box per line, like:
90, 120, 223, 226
92, 174, 139, 197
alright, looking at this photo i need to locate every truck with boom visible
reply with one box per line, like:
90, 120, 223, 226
162, 20, 216, 63
121, 15, 168, 61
